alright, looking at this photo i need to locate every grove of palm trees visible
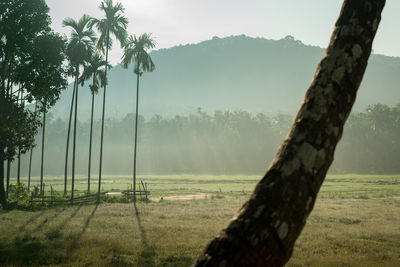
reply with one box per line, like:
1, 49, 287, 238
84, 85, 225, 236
2, 0, 399, 266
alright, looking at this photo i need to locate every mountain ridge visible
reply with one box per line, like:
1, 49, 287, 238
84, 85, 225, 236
49, 35, 400, 120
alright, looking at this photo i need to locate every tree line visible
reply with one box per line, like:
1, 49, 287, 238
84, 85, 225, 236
11, 103, 400, 179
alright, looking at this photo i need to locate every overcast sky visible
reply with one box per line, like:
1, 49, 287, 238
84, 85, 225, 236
46, 0, 400, 65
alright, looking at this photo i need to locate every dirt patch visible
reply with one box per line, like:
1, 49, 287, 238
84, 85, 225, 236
151, 193, 213, 202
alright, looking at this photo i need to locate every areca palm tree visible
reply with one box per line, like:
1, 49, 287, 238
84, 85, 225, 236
122, 33, 155, 201
90, 0, 127, 202
79, 53, 109, 193
63, 14, 96, 200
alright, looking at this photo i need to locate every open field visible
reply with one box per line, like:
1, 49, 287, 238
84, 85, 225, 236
1, 174, 400, 266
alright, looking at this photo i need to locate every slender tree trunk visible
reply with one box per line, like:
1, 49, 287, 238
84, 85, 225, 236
64, 77, 77, 195
17, 152, 20, 184
88, 74, 96, 194
6, 61, 13, 98
0, 154, 8, 210
28, 102, 38, 191
40, 105, 47, 196
71, 69, 79, 203
98, 30, 110, 202
133, 73, 140, 202
195, 1, 385, 266
6, 160, 10, 198
17, 88, 23, 184
27, 149, 33, 190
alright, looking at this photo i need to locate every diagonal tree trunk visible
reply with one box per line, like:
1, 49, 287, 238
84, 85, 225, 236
195, 1, 386, 266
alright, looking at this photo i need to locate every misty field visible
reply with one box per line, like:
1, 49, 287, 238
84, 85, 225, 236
1, 174, 400, 266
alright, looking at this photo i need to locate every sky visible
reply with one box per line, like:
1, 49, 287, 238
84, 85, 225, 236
46, 0, 400, 65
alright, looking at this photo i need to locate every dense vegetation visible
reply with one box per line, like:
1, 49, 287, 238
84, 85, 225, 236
10, 103, 400, 178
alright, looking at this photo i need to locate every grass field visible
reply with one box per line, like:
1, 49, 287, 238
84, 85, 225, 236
1, 174, 400, 266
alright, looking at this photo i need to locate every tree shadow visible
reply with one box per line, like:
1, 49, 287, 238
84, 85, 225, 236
0, 204, 93, 266
56, 204, 82, 231
133, 202, 157, 267
133, 202, 148, 247
77, 204, 98, 238
33, 206, 67, 232
17, 210, 46, 231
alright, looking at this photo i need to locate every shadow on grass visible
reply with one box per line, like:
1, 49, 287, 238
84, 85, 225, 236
0, 205, 83, 266
131, 202, 193, 266
133, 201, 156, 266
17, 210, 46, 231
33, 206, 67, 232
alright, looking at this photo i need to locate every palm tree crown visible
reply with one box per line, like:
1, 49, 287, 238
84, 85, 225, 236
89, 0, 128, 53
122, 33, 155, 75
63, 14, 96, 66
79, 53, 109, 94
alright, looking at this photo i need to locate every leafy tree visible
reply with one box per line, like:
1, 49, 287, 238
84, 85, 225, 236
0, 0, 67, 209
79, 52, 109, 193
122, 33, 155, 199
195, 0, 385, 265
90, 0, 128, 201
63, 14, 96, 200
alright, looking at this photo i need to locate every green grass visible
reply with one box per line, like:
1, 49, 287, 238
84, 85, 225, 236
1, 174, 400, 266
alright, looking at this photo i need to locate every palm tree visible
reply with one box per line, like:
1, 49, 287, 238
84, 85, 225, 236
90, 0, 128, 202
122, 33, 155, 201
63, 14, 96, 201
79, 53, 109, 193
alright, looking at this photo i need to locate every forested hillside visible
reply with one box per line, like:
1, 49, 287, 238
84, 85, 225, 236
50, 35, 400, 120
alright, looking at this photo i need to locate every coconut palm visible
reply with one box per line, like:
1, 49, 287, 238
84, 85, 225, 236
90, 0, 127, 202
79, 53, 109, 193
122, 33, 155, 201
63, 14, 96, 200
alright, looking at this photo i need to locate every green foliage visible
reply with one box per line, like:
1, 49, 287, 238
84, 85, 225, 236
122, 33, 156, 74
7, 182, 30, 207
90, 0, 128, 53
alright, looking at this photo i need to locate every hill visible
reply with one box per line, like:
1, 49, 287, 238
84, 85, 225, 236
49, 35, 400, 119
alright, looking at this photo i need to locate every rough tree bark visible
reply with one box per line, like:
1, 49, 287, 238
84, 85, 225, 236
195, 1, 385, 266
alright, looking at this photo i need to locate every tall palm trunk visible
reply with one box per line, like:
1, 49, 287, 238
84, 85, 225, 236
71, 67, 79, 203
98, 30, 110, 202
87, 73, 96, 193
64, 78, 77, 196
28, 102, 38, 191
40, 104, 46, 196
64, 77, 77, 195
133, 72, 140, 202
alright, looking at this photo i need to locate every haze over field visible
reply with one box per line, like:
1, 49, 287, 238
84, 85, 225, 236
49, 35, 400, 120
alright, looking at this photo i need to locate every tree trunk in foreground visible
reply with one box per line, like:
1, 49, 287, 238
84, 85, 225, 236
195, 1, 385, 266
